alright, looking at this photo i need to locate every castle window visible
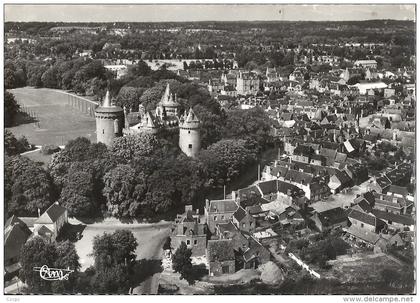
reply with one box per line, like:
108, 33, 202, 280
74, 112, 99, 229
188, 144, 192, 149
188, 131, 190, 134
102, 129, 104, 134
194, 240, 198, 246
186, 240, 191, 245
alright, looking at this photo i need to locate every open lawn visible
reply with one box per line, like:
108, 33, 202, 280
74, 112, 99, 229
21, 148, 53, 168
322, 252, 406, 284
7, 87, 96, 146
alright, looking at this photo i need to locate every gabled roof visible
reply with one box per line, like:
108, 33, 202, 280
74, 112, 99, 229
5, 223, 32, 260
388, 185, 409, 197
348, 209, 376, 226
238, 185, 262, 201
371, 209, 414, 226
233, 207, 248, 222
345, 225, 380, 245
208, 199, 238, 213
35, 203, 67, 224
284, 169, 313, 185
5, 215, 25, 228
315, 207, 348, 227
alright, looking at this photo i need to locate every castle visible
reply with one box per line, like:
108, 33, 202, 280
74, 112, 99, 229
95, 84, 201, 157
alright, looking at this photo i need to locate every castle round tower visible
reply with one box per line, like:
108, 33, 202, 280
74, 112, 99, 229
95, 91, 124, 146
179, 108, 201, 158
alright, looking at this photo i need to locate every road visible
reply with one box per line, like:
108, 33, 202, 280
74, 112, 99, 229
131, 226, 171, 295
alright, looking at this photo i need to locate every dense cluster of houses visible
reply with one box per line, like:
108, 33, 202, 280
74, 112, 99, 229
170, 149, 414, 276
171, 64, 415, 274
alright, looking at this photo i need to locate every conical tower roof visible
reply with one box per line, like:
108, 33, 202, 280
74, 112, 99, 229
160, 83, 171, 104
180, 108, 200, 129
160, 84, 180, 107
103, 90, 111, 107
95, 90, 123, 113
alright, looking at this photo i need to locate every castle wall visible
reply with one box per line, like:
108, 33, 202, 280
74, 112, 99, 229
179, 127, 200, 158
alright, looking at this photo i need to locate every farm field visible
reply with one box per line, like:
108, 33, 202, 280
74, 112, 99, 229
7, 87, 97, 146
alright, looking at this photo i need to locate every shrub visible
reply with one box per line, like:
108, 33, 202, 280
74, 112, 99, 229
41, 144, 61, 155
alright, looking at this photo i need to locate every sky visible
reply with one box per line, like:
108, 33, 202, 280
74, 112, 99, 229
4, 4, 416, 23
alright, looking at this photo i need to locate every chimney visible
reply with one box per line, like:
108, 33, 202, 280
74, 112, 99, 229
231, 191, 236, 201
205, 199, 209, 210
38, 208, 41, 217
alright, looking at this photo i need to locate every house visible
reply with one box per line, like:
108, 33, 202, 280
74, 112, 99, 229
33, 202, 68, 241
207, 239, 236, 276
216, 222, 270, 270
328, 170, 352, 194
5, 216, 32, 274
353, 60, 377, 69
371, 209, 414, 231
242, 236, 271, 269
344, 163, 369, 185
344, 225, 382, 249
311, 207, 348, 232
171, 205, 207, 256
348, 209, 386, 233
236, 72, 260, 95
232, 207, 256, 233
369, 175, 392, 194
205, 199, 238, 233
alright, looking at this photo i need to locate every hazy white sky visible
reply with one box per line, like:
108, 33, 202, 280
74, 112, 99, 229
4, 4, 416, 22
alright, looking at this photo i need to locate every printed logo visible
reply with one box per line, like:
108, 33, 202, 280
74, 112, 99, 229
33, 265, 74, 281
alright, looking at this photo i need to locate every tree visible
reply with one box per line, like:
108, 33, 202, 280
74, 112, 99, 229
19, 237, 80, 293
5, 91, 20, 126
103, 164, 146, 217
199, 139, 259, 187
90, 264, 130, 294
59, 165, 97, 217
6, 156, 55, 217
172, 242, 195, 285
41, 66, 59, 88
110, 133, 160, 164
51, 241, 81, 294
110, 230, 138, 265
5, 130, 31, 155
222, 107, 273, 148
128, 60, 151, 77
115, 86, 144, 111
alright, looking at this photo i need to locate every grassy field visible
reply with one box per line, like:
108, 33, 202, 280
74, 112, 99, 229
322, 252, 405, 284
7, 87, 96, 146
21, 149, 53, 168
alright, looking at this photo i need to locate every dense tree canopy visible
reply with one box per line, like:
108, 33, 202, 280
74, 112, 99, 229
199, 139, 259, 187
20, 237, 80, 293
5, 130, 32, 156
5, 91, 20, 127
6, 156, 55, 217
